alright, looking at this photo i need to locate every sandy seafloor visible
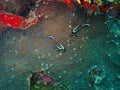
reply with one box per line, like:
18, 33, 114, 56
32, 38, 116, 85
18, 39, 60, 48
0, 2, 120, 90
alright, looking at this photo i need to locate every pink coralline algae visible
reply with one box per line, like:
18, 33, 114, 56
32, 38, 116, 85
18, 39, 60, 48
38, 75, 54, 84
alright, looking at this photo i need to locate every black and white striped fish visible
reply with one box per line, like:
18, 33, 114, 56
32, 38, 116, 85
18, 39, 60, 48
71, 24, 91, 35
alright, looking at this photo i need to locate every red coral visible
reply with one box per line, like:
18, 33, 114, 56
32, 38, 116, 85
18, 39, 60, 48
62, 0, 74, 9
0, 12, 38, 29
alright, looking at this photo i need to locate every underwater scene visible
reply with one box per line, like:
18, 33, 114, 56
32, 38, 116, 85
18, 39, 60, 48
0, 0, 120, 90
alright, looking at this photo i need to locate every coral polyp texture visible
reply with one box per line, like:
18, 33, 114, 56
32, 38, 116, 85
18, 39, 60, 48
0, 0, 120, 90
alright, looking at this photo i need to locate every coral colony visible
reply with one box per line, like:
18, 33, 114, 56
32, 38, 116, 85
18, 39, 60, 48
0, 0, 118, 30
0, 0, 120, 90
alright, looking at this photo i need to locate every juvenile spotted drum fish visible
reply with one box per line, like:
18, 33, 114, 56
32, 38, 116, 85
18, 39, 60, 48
72, 24, 91, 34
55, 43, 66, 52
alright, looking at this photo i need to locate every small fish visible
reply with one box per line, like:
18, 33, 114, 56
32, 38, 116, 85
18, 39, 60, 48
47, 35, 55, 40
71, 23, 91, 34
55, 43, 66, 52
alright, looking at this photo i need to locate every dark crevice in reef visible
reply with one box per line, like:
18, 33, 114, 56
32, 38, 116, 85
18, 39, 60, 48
18, 0, 36, 18
74, 2, 90, 20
